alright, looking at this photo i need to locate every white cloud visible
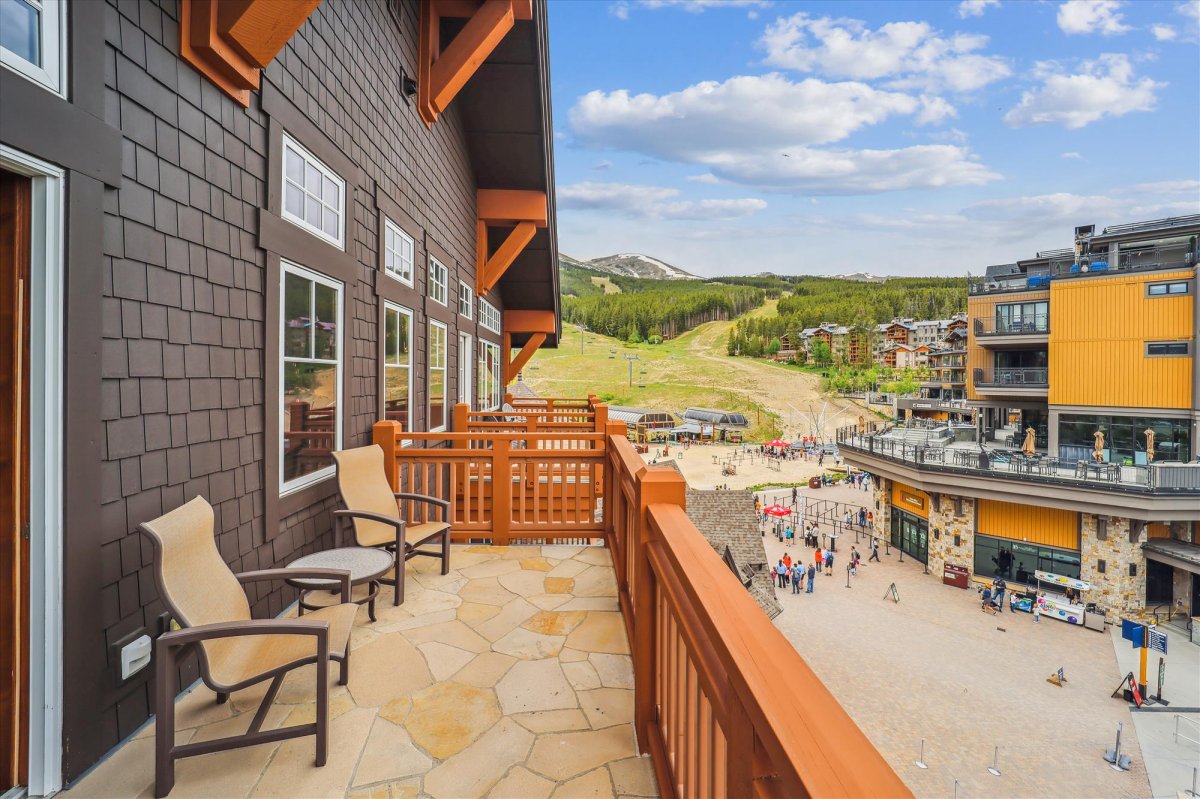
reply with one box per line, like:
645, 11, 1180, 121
593, 160, 613, 171
687, 174, 721, 184
609, 1, 630, 20
558, 182, 768, 221
1151, 24, 1178, 40
703, 145, 999, 194
569, 73, 998, 194
1061, 151, 1084, 159
1057, 0, 1131, 36
1003, 54, 1162, 129
958, 0, 1000, 18
570, 73, 924, 154
759, 13, 1011, 92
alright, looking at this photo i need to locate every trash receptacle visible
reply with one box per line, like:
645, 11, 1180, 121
943, 563, 969, 589
808, 476, 821, 489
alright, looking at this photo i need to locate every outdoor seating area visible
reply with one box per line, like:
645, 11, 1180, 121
64, 542, 654, 799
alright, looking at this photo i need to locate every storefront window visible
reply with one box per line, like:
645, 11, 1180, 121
973, 535, 1080, 584
889, 508, 928, 563
1058, 414, 1191, 463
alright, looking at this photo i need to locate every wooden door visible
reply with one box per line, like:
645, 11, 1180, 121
0, 168, 32, 791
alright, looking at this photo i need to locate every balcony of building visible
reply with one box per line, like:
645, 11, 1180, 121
972, 314, 1050, 347
971, 366, 1049, 398
837, 422, 1200, 519
65, 397, 907, 799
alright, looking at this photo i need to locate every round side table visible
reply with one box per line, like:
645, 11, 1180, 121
286, 547, 393, 622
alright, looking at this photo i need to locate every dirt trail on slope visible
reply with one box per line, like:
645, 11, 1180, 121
678, 305, 870, 440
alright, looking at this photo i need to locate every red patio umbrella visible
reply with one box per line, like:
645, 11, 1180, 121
762, 503, 791, 517
764, 438, 789, 448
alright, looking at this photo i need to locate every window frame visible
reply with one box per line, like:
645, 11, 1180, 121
458, 331, 473, 407
280, 132, 346, 250
1145, 341, 1191, 358
382, 300, 414, 443
479, 297, 501, 335
477, 339, 502, 412
428, 256, 448, 306
428, 319, 449, 432
382, 216, 415, 287
1145, 280, 1191, 298
459, 280, 474, 319
1, 0, 66, 97
279, 259, 344, 495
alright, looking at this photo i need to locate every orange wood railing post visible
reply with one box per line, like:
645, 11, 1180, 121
372, 420, 402, 492
602, 421, 626, 548
633, 468, 687, 757
493, 436, 512, 545
453, 402, 470, 432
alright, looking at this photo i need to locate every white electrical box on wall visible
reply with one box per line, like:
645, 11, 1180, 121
120, 634, 153, 680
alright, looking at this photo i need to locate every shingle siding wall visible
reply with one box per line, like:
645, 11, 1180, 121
67, 0, 493, 778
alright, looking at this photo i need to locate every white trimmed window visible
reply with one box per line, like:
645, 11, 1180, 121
429, 256, 448, 305
459, 281, 474, 319
479, 298, 501, 334
383, 302, 413, 439
1, 0, 65, 96
429, 320, 448, 431
282, 133, 345, 249
477, 340, 502, 411
383, 217, 414, 286
281, 261, 342, 493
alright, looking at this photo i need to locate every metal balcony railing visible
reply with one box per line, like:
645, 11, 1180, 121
973, 367, 1048, 386
973, 314, 1050, 336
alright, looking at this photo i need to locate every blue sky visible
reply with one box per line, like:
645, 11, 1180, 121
547, 0, 1200, 277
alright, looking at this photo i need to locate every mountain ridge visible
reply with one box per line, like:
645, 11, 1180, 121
560, 252, 699, 281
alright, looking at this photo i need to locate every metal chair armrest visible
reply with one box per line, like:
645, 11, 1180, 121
236, 568, 352, 603
393, 492, 450, 509
157, 618, 331, 650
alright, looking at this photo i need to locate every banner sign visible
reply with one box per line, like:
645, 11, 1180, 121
1147, 628, 1168, 655
1120, 619, 1144, 647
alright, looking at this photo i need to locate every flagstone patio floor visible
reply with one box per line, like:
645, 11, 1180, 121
63, 544, 658, 799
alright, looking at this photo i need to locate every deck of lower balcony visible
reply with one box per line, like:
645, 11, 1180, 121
65, 544, 654, 799
64, 397, 907, 799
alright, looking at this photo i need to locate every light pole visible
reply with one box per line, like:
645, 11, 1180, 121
624, 354, 639, 387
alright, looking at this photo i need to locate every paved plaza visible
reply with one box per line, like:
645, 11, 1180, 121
61, 545, 656, 799
761, 482, 1159, 799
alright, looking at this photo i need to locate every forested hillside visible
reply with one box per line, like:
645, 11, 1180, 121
726, 276, 966, 355
559, 262, 764, 341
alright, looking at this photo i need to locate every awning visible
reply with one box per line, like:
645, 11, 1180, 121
1143, 539, 1200, 575
670, 423, 702, 434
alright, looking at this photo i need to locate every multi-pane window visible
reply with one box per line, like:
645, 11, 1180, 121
429, 257, 448, 305
383, 218, 414, 286
479, 298, 501, 334
459, 281, 474, 319
995, 300, 1048, 333
429, 321, 448, 431
1, 0, 65, 95
383, 302, 413, 435
281, 261, 342, 492
282, 133, 345, 248
1147, 281, 1190, 297
477, 340, 502, 411
458, 332, 473, 406
1146, 341, 1190, 357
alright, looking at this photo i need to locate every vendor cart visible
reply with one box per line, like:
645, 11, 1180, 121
1011, 570, 1091, 626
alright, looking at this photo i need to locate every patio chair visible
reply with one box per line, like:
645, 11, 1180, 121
139, 496, 357, 798
332, 444, 451, 605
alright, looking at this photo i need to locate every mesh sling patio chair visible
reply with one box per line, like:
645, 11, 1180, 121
332, 444, 451, 605
139, 496, 358, 797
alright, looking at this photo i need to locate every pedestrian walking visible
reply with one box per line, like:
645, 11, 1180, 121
825, 549, 834, 576
806, 562, 816, 593
814, 547, 823, 576
775, 559, 786, 588
792, 565, 803, 594
1033, 594, 1041, 624
867, 511, 874, 530
791, 486, 798, 507
785, 525, 794, 547
869, 537, 880, 562
850, 547, 860, 575
993, 576, 1007, 613
857, 508, 866, 527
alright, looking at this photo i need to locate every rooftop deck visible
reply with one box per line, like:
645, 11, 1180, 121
63, 398, 909, 799
64, 544, 652, 799
838, 423, 1200, 495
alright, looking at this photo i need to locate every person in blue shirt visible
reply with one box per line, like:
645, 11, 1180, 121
806, 562, 816, 593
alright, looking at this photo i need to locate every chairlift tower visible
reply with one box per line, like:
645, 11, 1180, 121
624, 353, 639, 387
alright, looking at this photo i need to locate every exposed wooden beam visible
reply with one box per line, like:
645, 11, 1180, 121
477, 221, 536, 295
419, 0, 519, 125
477, 189, 547, 226
505, 332, 546, 385
503, 309, 556, 335
218, 0, 322, 69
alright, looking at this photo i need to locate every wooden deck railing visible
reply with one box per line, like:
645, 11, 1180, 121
604, 429, 911, 798
370, 395, 910, 796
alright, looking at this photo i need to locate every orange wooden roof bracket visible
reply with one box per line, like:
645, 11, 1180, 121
503, 331, 546, 385
180, 0, 320, 107
475, 189, 547, 295
418, 0, 532, 126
